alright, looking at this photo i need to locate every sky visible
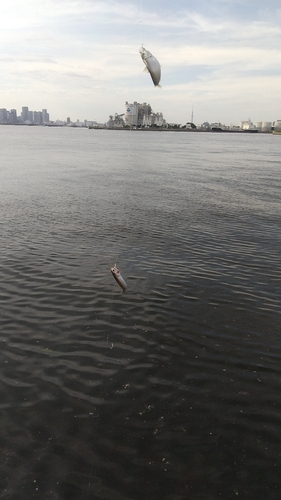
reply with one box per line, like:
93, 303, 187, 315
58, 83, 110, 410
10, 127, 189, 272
1, 0, 281, 125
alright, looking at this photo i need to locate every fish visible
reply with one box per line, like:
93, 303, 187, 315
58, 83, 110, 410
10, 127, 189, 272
110, 265, 127, 292
139, 46, 161, 87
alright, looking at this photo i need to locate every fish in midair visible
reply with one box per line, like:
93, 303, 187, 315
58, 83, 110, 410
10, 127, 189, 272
139, 46, 161, 87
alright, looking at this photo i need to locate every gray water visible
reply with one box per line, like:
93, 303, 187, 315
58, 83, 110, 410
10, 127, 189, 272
0, 125, 280, 499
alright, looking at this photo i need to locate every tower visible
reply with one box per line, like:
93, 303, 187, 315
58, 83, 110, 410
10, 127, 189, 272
124, 102, 138, 126
21, 106, 29, 122
42, 109, 49, 123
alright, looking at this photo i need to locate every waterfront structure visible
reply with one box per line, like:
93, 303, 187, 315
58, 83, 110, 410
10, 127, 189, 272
240, 118, 272, 132
124, 101, 166, 127
137, 102, 152, 127
124, 102, 138, 126
199, 122, 211, 130
0, 103, 277, 131
254, 121, 272, 132
261, 121, 272, 132
240, 119, 257, 130
273, 120, 281, 134
107, 113, 125, 128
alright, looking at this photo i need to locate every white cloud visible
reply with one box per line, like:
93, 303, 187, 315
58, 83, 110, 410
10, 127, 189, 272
1, 0, 280, 124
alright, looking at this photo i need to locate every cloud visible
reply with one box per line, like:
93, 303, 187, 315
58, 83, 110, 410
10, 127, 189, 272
1, 0, 280, 124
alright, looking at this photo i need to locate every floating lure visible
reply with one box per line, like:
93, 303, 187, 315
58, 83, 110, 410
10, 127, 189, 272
111, 265, 127, 292
139, 46, 161, 87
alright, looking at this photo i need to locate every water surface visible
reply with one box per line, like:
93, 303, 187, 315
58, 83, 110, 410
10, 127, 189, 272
0, 126, 281, 499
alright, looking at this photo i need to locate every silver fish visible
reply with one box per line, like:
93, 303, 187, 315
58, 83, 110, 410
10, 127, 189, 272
111, 265, 127, 292
139, 46, 161, 87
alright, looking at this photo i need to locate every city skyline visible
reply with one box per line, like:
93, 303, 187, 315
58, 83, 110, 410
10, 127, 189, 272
1, 1, 280, 125
0, 106, 50, 125
0, 103, 278, 132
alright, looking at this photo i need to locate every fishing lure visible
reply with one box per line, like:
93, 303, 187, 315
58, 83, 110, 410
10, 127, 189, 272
111, 265, 127, 292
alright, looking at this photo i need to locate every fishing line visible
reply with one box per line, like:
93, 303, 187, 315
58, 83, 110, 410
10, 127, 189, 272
108, 139, 132, 276
89, 2, 148, 493
89, 85, 134, 485
140, 0, 143, 46
87, 134, 132, 498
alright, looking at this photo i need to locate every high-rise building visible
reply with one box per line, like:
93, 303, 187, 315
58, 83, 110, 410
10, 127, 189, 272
28, 111, 34, 123
9, 109, 17, 124
42, 109, 49, 123
21, 106, 29, 122
0, 108, 8, 123
34, 111, 43, 124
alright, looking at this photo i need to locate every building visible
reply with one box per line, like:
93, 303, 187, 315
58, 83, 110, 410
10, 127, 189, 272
9, 109, 17, 124
273, 120, 281, 133
21, 106, 29, 123
152, 112, 165, 127
124, 101, 166, 127
137, 102, 152, 126
34, 111, 43, 124
261, 121, 272, 132
240, 118, 256, 130
124, 102, 139, 126
107, 113, 125, 128
0, 105, 51, 125
0, 108, 8, 123
42, 109, 50, 123
28, 111, 34, 123
0, 108, 18, 124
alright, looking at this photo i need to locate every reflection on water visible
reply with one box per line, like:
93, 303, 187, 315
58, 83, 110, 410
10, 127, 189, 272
0, 127, 281, 499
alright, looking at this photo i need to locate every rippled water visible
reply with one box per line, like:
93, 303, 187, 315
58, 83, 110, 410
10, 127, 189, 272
0, 125, 281, 499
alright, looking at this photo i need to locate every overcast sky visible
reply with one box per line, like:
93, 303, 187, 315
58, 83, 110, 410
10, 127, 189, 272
1, 0, 280, 124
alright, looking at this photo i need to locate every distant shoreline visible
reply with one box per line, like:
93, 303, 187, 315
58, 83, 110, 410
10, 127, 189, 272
0, 123, 276, 133
88, 127, 269, 134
